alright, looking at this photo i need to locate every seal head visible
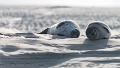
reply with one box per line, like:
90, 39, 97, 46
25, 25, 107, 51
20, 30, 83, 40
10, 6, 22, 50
70, 29, 80, 38
86, 27, 100, 40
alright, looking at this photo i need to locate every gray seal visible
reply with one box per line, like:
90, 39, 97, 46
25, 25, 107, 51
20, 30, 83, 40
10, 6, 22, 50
86, 21, 111, 40
39, 20, 80, 38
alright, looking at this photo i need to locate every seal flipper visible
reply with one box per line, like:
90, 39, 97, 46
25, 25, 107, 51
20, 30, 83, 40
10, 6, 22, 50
37, 28, 49, 34
56, 22, 65, 28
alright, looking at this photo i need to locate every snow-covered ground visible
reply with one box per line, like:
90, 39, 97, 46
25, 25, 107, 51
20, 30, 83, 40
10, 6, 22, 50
0, 6, 120, 68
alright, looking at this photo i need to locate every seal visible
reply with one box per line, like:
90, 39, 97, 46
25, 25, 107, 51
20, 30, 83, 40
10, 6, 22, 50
86, 21, 111, 40
38, 20, 80, 38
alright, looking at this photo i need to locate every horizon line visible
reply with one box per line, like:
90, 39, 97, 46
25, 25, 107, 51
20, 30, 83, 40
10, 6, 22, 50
0, 4, 120, 8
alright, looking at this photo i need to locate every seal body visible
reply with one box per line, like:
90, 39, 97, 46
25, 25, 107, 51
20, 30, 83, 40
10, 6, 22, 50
42, 20, 80, 38
86, 21, 111, 40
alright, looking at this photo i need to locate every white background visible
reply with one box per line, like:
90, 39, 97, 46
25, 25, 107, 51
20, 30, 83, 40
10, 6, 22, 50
0, 0, 120, 7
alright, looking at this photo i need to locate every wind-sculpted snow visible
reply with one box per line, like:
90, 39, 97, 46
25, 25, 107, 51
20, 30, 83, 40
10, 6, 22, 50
0, 6, 120, 68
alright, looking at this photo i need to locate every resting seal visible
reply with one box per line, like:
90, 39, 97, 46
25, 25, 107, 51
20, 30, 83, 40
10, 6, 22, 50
39, 20, 80, 38
86, 21, 111, 40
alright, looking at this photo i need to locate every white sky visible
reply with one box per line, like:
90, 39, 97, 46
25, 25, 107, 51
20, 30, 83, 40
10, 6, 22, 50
0, 0, 120, 7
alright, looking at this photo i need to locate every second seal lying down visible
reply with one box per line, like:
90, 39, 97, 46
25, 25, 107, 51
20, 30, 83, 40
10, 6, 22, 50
38, 20, 80, 38
86, 21, 111, 40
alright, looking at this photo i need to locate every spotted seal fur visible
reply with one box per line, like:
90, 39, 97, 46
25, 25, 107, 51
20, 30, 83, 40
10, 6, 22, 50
39, 20, 80, 38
